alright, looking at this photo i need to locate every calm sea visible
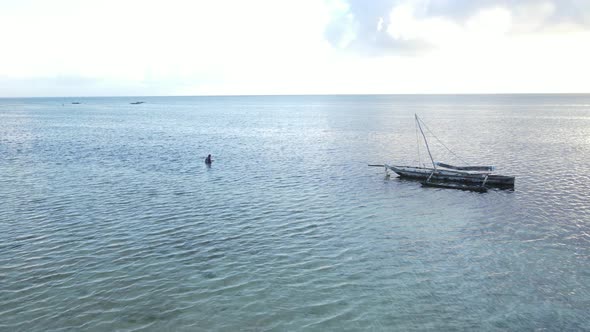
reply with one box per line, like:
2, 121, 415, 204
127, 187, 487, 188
1, 95, 589, 331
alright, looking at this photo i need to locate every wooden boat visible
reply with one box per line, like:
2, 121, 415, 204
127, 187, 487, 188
384, 164, 514, 187
374, 114, 515, 191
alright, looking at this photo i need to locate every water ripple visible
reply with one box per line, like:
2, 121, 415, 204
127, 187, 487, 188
1, 95, 590, 330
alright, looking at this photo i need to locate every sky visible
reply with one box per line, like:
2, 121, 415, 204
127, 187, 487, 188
1, 0, 589, 97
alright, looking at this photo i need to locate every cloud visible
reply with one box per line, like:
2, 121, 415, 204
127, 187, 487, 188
0, 0, 336, 96
422, 0, 590, 26
325, 0, 590, 55
1, 0, 589, 96
325, 0, 432, 55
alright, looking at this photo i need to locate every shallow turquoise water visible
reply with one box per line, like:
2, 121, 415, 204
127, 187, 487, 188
1, 95, 589, 330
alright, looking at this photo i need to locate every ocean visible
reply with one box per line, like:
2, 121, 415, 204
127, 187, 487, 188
1, 94, 589, 330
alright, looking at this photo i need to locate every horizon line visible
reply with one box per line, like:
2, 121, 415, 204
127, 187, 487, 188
2, 92, 590, 99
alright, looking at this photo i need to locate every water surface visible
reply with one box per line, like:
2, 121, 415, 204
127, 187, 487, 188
1, 95, 589, 330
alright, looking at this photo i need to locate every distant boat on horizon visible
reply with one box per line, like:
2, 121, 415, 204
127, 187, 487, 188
130, 101, 145, 105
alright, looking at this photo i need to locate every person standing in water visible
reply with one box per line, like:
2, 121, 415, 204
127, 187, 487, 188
205, 154, 212, 164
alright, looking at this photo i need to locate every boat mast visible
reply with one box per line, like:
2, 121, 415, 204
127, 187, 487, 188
415, 114, 437, 171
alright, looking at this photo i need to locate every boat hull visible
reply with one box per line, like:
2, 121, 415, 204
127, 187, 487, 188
421, 181, 488, 193
385, 165, 515, 188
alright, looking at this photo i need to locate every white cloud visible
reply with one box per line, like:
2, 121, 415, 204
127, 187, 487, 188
0, 0, 589, 96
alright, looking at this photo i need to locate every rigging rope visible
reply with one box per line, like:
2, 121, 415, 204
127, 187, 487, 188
418, 117, 468, 165
415, 118, 422, 166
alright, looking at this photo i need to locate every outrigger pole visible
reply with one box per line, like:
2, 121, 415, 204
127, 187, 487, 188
415, 114, 437, 171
